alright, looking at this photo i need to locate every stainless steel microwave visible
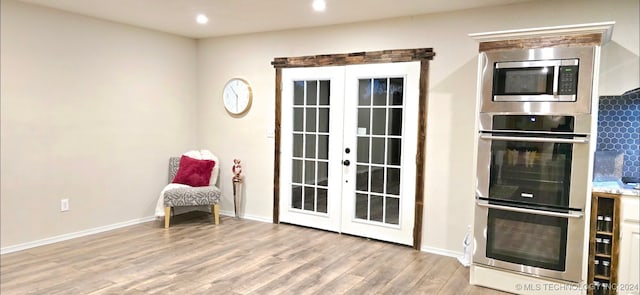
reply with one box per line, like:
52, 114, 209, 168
480, 46, 596, 114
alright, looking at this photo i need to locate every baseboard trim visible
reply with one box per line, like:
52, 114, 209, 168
421, 245, 464, 259
0, 216, 156, 255
220, 210, 271, 223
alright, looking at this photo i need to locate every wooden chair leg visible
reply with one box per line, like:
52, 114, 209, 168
164, 207, 171, 228
212, 204, 220, 225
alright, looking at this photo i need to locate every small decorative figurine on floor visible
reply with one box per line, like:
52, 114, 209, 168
232, 159, 243, 182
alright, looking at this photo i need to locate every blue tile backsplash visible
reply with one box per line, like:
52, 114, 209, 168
596, 90, 640, 178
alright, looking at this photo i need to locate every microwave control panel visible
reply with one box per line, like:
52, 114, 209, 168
558, 65, 579, 95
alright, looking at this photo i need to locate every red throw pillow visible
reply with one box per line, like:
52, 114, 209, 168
172, 155, 216, 187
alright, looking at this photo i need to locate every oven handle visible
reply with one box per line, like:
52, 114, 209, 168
476, 200, 584, 219
480, 134, 589, 144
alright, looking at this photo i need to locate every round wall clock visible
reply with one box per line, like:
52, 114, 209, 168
223, 78, 252, 115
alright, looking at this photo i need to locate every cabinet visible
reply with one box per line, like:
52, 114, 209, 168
618, 196, 639, 295
588, 192, 621, 295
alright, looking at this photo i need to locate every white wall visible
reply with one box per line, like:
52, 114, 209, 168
0, 0, 198, 248
196, 0, 639, 254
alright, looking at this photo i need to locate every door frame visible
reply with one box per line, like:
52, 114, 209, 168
271, 48, 435, 250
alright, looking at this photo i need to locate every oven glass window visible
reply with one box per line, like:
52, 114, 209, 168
489, 139, 572, 208
489, 115, 575, 208
493, 67, 554, 95
487, 208, 567, 271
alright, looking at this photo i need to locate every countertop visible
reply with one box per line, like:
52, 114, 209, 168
592, 179, 640, 196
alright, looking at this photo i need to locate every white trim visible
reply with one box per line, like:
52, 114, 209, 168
0, 216, 156, 255
420, 245, 464, 259
469, 21, 615, 44
220, 209, 235, 216
220, 210, 272, 223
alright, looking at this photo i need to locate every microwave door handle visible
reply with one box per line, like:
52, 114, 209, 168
479, 134, 588, 144
476, 200, 584, 219
552, 65, 559, 96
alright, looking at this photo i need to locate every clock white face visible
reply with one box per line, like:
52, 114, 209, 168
223, 78, 252, 115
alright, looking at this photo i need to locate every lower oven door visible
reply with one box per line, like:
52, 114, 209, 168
473, 199, 586, 282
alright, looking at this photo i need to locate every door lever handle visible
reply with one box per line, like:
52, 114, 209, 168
343, 160, 350, 166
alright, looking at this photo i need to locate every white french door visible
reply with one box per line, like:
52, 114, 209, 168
280, 66, 345, 232
279, 62, 420, 245
341, 63, 419, 245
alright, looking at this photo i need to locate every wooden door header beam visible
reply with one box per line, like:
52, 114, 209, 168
477, 33, 602, 52
272, 48, 435, 68
469, 21, 614, 53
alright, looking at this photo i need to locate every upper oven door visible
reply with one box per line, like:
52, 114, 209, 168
480, 46, 595, 114
476, 113, 591, 210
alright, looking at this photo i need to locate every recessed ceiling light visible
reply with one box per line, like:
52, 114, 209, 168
312, 0, 326, 11
196, 14, 209, 24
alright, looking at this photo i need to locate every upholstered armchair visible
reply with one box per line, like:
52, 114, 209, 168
163, 155, 222, 228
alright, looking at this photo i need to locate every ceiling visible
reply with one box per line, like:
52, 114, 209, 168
20, 0, 533, 39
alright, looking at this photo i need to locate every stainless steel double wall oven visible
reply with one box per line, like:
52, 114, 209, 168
474, 46, 596, 283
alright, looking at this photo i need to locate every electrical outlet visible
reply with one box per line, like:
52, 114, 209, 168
266, 127, 275, 138
60, 199, 69, 212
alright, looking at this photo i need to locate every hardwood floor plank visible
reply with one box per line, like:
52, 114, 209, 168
283, 249, 360, 295
0, 212, 504, 295
439, 262, 475, 295
311, 274, 365, 295
248, 263, 323, 295
226, 257, 306, 294
377, 251, 441, 294
413, 253, 461, 293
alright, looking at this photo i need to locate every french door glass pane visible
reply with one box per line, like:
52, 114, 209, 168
385, 197, 400, 224
304, 186, 315, 210
292, 185, 302, 209
318, 135, 329, 160
388, 109, 403, 135
389, 78, 404, 105
291, 79, 331, 214
386, 168, 401, 196
371, 167, 384, 194
306, 81, 317, 105
319, 108, 329, 132
294, 81, 305, 105
358, 79, 371, 106
319, 81, 330, 105
357, 137, 369, 163
358, 109, 370, 131
305, 160, 315, 184
356, 193, 368, 219
317, 161, 328, 186
372, 109, 386, 135
305, 135, 316, 158
292, 160, 302, 183
370, 195, 384, 222
354, 77, 404, 225
356, 165, 369, 191
293, 134, 303, 157
293, 108, 303, 132
387, 138, 401, 166
371, 138, 385, 164
317, 188, 328, 213
306, 109, 316, 132
373, 78, 387, 106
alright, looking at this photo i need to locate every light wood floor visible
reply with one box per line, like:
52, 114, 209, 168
1, 212, 510, 294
